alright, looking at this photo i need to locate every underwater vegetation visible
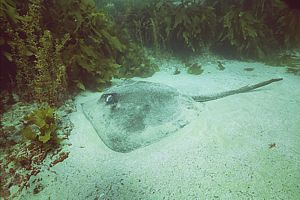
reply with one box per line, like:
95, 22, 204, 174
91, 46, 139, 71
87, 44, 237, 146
103, 0, 299, 59
219, 5, 270, 59
1, 0, 299, 106
42, 0, 124, 91
116, 0, 216, 53
217, 61, 225, 71
0, 0, 157, 106
277, 7, 300, 48
0, 101, 74, 198
266, 52, 300, 75
21, 104, 58, 144
186, 63, 204, 75
0, 0, 299, 107
117, 43, 159, 78
2, 0, 69, 105
161, 1, 217, 52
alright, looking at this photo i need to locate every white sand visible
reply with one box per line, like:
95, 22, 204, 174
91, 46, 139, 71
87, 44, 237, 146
19, 60, 300, 199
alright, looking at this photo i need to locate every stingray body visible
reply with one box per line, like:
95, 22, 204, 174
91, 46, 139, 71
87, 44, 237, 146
81, 78, 282, 153
82, 81, 199, 153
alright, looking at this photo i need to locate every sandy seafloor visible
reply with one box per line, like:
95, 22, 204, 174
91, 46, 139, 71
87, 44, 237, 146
18, 58, 300, 200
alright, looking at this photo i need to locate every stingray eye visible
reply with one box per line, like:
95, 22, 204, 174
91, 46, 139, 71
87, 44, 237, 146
102, 93, 117, 105
106, 95, 113, 104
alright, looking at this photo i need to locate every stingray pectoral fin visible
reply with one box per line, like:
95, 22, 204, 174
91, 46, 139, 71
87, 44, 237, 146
193, 78, 283, 102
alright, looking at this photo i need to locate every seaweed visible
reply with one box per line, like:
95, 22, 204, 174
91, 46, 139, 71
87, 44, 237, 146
1, 0, 299, 106
280, 54, 300, 75
4, 0, 69, 105
168, 2, 216, 52
0, 0, 23, 91
187, 63, 204, 75
119, 0, 216, 54
0, 102, 73, 199
117, 43, 159, 78
102, 0, 298, 60
264, 51, 300, 75
43, 0, 157, 90
21, 105, 58, 144
244, 67, 254, 72
217, 61, 225, 71
269, 143, 276, 149
218, 5, 270, 59
1, 0, 156, 105
0, 0, 26, 24
276, 7, 300, 48
42, 0, 123, 90
173, 68, 181, 75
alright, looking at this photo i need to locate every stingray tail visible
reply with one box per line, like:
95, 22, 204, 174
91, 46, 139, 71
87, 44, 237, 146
192, 78, 283, 102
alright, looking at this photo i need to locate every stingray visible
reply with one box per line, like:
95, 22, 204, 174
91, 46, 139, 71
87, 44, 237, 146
81, 78, 282, 153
